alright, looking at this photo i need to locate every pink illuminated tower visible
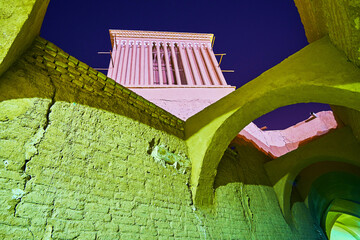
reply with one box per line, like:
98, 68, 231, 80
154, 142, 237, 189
107, 30, 235, 120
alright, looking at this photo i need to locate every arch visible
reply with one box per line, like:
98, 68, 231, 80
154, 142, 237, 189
290, 161, 360, 208
185, 36, 360, 207
325, 200, 360, 239
307, 172, 360, 239
264, 127, 360, 223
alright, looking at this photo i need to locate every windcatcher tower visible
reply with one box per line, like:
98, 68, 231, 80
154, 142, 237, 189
107, 30, 235, 120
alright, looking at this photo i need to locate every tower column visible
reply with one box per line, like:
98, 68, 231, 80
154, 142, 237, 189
148, 42, 154, 85
186, 43, 202, 86
155, 42, 164, 85
116, 41, 126, 84
120, 41, 130, 85
111, 39, 122, 81
193, 43, 211, 85
140, 42, 145, 85
128, 41, 137, 85
163, 43, 172, 85
200, 44, 218, 85
206, 44, 227, 85
144, 42, 149, 86
179, 43, 193, 86
134, 41, 141, 85
170, 43, 181, 85
107, 41, 116, 78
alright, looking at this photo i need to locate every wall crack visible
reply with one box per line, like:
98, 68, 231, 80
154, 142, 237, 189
14, 74, 57, 217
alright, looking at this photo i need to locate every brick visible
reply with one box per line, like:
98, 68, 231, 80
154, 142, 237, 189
68, 55, 79, 65
84, 212, 111, 222
68, 66, 81, 75
44, 61, 56, 69
78, 61, 89, 70
106, 78, 116, 85
88, 67, 98, 75
45, 41, 58, 52
55, 65, 67, 74
55, 60, 68, 68
44, 48, 57, 57
68, 61, 77, 68
57, 50, 69, 59
83, 84, 94, 92
36, 37, 48, 45
60, 74, 72, 82
43, 54, 55, 63
85, 203, 109, 213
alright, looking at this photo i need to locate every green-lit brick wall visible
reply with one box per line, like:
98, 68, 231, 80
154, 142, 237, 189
0, 37, 324, 239
0, 98, 324, 239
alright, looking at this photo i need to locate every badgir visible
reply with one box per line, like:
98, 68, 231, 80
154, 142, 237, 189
1, 0, 360, 239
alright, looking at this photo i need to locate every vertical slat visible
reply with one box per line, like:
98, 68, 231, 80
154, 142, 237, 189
163, 43, 172, 85
148, 42, 154, 85
144, 42, 149, 85
155, 42, 164, 85
185, 43, 202, 86
178, 43, 193, 85
170, 43, 181, 85
140, 42, 145, 85
112, 39, 122, 82
125, 41, 134, 85
194, 43, 211, 85
107, 42, 116, 78
134, 41, 141, 85
120, 41, 130, 85
116, 40, 126, 84
130, 41, 137, 85
206, 44, 227, 85
200, 44, 218, 85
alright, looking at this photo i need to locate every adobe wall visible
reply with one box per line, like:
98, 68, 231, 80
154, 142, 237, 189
0, 38, 323, 239
0, 101, 323, 239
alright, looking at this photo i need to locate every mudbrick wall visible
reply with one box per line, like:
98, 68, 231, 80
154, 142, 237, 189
0, 37, 184, 138
0, 37, 323, 239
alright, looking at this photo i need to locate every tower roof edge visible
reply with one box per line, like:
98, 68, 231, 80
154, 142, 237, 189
109, 29, 214, 47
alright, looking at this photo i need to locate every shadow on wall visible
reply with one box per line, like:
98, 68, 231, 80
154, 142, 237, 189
214, 137, 272, 189
0, 37, 185, 138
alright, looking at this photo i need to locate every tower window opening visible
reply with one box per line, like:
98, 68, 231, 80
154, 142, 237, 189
167, 45, 176, 84
159, 45, 167, 84
152, 44, 160, 85
174, 44, 187, 85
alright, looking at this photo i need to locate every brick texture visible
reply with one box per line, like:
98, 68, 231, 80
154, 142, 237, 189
0, 37, 325, 239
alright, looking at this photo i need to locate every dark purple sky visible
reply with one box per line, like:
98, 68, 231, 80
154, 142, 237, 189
40, 0, 330, 130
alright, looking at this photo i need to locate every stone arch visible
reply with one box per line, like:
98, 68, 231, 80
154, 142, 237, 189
307, 172, 360, 238
185, 37, 360, 208
265, 127, 360, 223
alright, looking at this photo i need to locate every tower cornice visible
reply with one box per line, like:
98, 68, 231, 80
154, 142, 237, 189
109, 30, 214, 47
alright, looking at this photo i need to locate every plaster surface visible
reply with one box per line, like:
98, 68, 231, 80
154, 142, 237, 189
240, 111, 337, 158
0, 0, 49, 77
131, 87, 234, 120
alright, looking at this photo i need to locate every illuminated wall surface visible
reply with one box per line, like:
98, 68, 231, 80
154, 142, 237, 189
1, 0, 360, 239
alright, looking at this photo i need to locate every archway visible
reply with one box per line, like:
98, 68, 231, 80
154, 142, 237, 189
308, 172, 360, 239
185, 36, 360, 207
266, 127, 360, 223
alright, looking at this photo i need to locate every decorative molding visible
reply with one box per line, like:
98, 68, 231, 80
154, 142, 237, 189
109, 30, 213, 47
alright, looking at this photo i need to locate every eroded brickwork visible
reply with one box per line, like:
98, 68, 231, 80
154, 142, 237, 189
0, 37, 324, 239
5, 37, 184, 138
0, 98, 324, 239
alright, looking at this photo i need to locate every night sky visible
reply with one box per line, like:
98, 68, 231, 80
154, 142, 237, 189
40, 0, 330, 130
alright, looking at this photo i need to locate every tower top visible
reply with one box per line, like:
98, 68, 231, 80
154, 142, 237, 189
109, 29, 214, 47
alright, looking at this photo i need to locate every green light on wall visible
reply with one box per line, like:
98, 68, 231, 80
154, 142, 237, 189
328, 213, 360, 240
